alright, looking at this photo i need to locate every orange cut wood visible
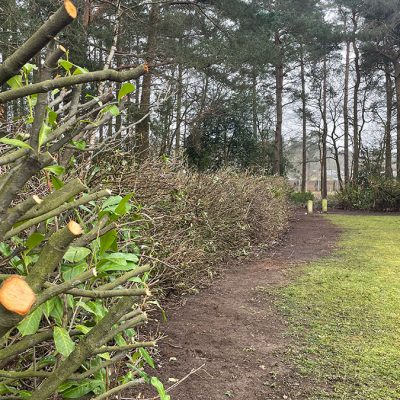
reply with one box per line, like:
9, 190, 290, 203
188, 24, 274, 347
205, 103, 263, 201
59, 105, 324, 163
0, 276, 36, 316
64, 0, 77, 19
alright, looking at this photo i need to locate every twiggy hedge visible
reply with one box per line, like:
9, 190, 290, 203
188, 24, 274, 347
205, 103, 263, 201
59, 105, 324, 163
98, 158, 292, 292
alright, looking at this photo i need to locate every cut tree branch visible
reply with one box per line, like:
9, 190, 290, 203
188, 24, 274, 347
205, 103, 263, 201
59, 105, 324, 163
0, 1, 77, 85
0, 65, 148, 104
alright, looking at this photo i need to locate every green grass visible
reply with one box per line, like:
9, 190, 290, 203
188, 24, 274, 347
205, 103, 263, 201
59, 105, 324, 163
280, 215, 400, 399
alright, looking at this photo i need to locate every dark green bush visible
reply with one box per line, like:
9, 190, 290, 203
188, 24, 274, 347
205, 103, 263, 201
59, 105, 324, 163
290, 191, 315, 205
335, 178, 400, 211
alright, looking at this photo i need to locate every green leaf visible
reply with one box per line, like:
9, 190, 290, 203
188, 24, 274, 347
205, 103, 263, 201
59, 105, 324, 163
75, 324, 91, 334
43, 164, 65, 176
102, 196, 122, 210
103, 252, 138, 264
60, 380, 104, 399
98, 352, 111, 360
6, 75, 23, 89
150, 376, 170, 400
22, 63, 37, 75
47, 109, 58, 126
61, 262, 87, 281
49, 297, 64, 325
99, 229, 118, 255
140, 348, 155, 368
38, 122, 51, 147
73, 65, 89, 75
25, 233, 45, 254
118, 82, 136, 102
17, 306, 43, 336
54, 327, 75, 357
114, 193, 133, 217
51, 175, 64, 190
0, 137, 33, 151
98, 261, 137, 273
59, 59, 73, 72
101, 104, 120, 116
71, 139, 86, 150
43, 298, 55, 317
63, 247, 91, 263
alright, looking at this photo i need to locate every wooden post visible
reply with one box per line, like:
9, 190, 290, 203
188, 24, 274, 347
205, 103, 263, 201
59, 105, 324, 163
322, 198, 328, 213
307, 200, 313, 215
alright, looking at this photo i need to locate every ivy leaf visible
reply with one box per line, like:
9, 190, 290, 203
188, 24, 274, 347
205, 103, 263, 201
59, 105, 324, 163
118, 82, 135, 102
54, 327, 75, 357
17, 306, 43, 336
0, 138, 33, 151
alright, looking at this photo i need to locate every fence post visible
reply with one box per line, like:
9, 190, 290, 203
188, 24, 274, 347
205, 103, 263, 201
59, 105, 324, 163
307, 200, 313, 215
322, 198, 328, 213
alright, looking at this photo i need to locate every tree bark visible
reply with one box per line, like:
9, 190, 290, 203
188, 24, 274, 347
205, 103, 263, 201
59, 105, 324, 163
136, 3, 159, 159
385, 62, 393, 178
300, 45, 307, 192
274, 32, 284, 175
0, 65, 147, 104
252, 69, 258, 139
321, 57, 328, 199
343, 37, 350, 184
352, 10, 360, 183
175, 58, 183, 154
394, 60, 400, 179
0, 0, 77, 86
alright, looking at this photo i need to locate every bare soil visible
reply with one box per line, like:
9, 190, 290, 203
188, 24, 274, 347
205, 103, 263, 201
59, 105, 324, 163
140, 212, 340, 400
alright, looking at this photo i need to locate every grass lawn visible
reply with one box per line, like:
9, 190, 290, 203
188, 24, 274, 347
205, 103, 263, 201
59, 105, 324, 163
280, 215, 400, 399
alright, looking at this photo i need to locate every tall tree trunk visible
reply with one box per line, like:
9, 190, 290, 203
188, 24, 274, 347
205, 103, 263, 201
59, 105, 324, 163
175, 58, 183, 155
385, 62, 393, 178
394, 60, 400, 179
136, 3, 159, 159
352, 10, 360, 183
321, 57, 328, 199
300, 44, 307, 192
252, 69, 258, 138
274, 32, 283, 175
343, 38, 350, 184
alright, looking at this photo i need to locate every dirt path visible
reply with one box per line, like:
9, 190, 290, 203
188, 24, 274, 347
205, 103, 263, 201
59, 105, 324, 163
143, 212, 340, 400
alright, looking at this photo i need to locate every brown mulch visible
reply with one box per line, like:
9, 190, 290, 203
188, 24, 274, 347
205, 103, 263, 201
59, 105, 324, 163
139, 212, 341, 400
